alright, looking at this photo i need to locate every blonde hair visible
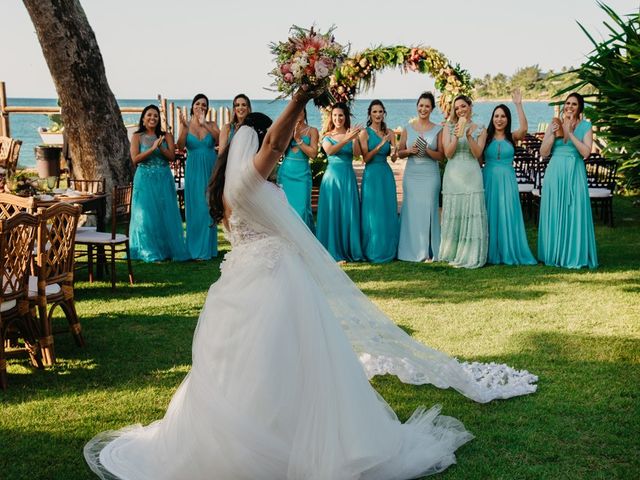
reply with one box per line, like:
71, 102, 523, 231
448, 94, 473, 124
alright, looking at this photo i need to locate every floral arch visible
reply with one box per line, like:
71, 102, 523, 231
328, 46, 472, 114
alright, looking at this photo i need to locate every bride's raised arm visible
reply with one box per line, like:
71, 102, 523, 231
253, 89, 312, 178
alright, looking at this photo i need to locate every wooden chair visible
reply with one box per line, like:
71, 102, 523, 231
68, 178, 106, 233
29, 203, 83, 366
0, 136, 22, 180
585, 156, 617, 226
0, 193, 36, 219
75, 184, 134, 290
0, 212, 39, 389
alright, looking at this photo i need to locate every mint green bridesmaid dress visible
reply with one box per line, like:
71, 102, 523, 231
537, 120, 598, 268
439, 125, 488, 269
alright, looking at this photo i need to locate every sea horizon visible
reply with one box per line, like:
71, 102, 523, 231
7, 97, 556, 168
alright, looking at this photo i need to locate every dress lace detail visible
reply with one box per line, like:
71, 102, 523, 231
220, 214, 292, 274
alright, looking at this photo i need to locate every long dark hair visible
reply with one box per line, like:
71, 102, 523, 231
207, 112, 272, 224
483, 104, 514, 156
565, 92, 585, 116
231, 94, 252, 126
366, 100, 388, 134
417, 91, 436, 108
135, 105, 164, 137
325, 102, 351, 132
190, 93, 209, 115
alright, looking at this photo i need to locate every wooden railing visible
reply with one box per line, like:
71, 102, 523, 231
0, 81, 230, 138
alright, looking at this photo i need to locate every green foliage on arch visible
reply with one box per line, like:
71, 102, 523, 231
328, 46, 473, 113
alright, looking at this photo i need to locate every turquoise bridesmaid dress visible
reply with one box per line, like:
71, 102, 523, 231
439, 125, 488, 269
185, 132, 218, 260
316, 137, 363, 262
538, 120, 598, 268
397, 124, 442, 262
360, 128, 398, 263
130, 134, 189, 262
277, 136, 315, 232
483, 139, 536, 265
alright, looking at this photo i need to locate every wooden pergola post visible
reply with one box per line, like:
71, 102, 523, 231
0, 81, 10, 137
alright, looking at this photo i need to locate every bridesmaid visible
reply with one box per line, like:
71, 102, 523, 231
482, 89, 537, 265
177, 94, 220, 260
129, 105, 189, 262
218, 94, 251, 152
358, 100, 399, 263
316, 102, 364, 263
397, 92, 445, 262
277, 109, 318, 231
538, 92, 598, 268
439, 95, 488, 269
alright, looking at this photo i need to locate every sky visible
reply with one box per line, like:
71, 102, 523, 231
1, 0, 638, 99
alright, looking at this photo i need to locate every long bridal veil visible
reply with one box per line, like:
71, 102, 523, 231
226, 126, 537, 404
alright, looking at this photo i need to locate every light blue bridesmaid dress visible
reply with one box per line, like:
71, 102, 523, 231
538, 120, 598, 268
184, 132, 218, 260
277, 135, 315, 232
130, 134, 189, 262
397, 124, 442, 262
439, 124, 488, 269
360, 128, 398, 263
483, 139, 536, 265
316, 136, 363, 262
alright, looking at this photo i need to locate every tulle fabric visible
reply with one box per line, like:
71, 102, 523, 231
85, 126, 537, 479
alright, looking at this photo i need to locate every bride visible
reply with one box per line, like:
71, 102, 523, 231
85, 89, 536, 479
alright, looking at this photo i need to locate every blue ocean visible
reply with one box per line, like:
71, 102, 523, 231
8, 98, 554, 168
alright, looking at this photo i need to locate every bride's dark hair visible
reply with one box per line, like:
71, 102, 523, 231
208, 112, 273, 224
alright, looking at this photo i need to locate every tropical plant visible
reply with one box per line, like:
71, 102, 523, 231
557, 2, 640, 191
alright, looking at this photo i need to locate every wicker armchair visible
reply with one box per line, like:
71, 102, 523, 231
0, 136, 22, 181
29, 203, 83, 366
0, 193, 36, 218
0, 212, 39, 389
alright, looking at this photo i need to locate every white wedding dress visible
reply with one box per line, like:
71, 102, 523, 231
85, 126, 537, 479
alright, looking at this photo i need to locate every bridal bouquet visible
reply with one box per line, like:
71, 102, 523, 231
269, 25, 347, 107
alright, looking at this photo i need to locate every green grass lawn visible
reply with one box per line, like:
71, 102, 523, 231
2, 197, 639, 479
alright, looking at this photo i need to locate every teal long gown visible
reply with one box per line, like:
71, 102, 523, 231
439, 125, 488, 269
538, 120, 598, 268
360, 128, 398, 263
483, 139, 536, 265
277, 135, 315, 232
316, 137, 363, 262
397, 124, 442, 262
185, 132, 217, 260
130, 134, 189, 262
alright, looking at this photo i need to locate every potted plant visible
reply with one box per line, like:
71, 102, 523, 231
38, 112, 65, 146
35, 143, 62, 178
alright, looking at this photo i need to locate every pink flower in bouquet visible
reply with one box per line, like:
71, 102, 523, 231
284, 72, 294, 83
314, 59, 330, 79
280, 63, 291, 74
